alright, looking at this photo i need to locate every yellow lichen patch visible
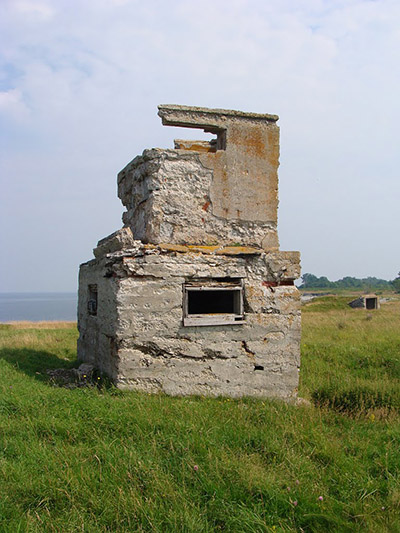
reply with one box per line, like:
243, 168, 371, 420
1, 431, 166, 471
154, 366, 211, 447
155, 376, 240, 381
157, 243, 262, 256
159, 243, 190, 253
186, 245, 219, 254
216, 246, 262, 256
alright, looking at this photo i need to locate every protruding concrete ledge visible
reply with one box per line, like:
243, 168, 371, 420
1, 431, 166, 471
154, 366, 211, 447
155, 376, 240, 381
93, 227, 136, 258
158, 104, 279, 131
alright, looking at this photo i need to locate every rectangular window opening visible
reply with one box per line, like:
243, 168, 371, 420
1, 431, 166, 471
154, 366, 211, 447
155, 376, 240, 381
88, 284, 98, 316
365, 297, 377, 310
183, 280, 244, 326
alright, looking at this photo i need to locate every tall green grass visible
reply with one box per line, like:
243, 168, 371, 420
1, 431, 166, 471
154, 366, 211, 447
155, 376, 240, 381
0, 304, 399, 532
301, 299, 400, 414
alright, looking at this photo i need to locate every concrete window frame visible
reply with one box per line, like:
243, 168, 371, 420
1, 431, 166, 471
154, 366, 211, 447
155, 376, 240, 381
183, 279, 244, 326
87, 284, 98, 316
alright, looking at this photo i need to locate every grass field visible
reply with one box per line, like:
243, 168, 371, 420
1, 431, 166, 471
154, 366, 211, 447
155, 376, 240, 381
0, 297, 399, 532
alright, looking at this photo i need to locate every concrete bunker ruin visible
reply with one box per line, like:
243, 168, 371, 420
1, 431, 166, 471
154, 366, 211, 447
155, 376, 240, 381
349, 294, 380, 310
77, 105, 301, 398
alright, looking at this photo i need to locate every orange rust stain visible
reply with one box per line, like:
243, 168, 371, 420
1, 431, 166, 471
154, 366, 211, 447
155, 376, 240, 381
243, 132, 267, 158
267, 129, 279, 166
229, 125, 267, 159
202, 201, 210, 211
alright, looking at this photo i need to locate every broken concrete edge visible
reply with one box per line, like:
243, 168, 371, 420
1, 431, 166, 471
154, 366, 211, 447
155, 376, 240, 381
92, 229, 299, 275
117, 145, 279, 249
158, 104, 279, 126
117, 145, 281, 182
94, 227, 138, 258
117, 148, 201, 185
85, 250, 300, 285
117, 148, 227, 187
94, 227, 271, 258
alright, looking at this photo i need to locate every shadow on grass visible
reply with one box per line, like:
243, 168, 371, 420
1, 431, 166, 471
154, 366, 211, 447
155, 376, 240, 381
312, 385, 399, 414
0, 347, 78, 382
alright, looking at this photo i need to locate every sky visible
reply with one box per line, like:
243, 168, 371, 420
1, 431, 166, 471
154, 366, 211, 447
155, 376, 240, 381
1, 0, 399, 292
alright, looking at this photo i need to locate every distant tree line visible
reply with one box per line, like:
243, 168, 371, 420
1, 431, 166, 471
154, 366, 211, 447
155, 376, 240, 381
300, 272, 400, 292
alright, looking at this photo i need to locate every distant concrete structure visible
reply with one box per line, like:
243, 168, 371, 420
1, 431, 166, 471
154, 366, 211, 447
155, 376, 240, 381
348, 294, 380, 310
77, 105, 301, 399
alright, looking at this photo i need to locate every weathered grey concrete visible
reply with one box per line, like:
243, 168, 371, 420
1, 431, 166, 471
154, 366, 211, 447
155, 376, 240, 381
78, 105, 301, 399
78, 243, 300, 397
119, 104, 281, 251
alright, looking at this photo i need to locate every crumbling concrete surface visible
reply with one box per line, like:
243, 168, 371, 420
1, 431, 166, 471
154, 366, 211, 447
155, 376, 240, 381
119, 105, 281, 251
78, 240, 300, 398
78, 105, 301, 399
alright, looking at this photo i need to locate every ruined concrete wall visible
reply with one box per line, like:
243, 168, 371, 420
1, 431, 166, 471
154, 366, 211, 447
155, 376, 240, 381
158, 105, 279, 224
77, 104, 301, 399
78, 243, 300, 399
77, 260, 119, 378
118, 149, 278, 250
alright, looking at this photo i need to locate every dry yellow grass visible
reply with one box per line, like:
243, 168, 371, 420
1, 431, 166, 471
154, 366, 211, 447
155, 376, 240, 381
302, 299, 400, 345
5, 321, 77, 329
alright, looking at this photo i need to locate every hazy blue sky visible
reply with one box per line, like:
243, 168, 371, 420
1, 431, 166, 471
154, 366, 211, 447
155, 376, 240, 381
1, 0, 399, 292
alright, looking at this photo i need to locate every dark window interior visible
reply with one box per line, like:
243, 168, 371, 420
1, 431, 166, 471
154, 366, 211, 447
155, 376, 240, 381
188, 290, 238, 315
365, 298, 377, 310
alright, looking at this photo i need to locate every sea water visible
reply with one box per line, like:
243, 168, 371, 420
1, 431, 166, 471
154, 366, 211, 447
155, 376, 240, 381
0, 293, 77, 322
